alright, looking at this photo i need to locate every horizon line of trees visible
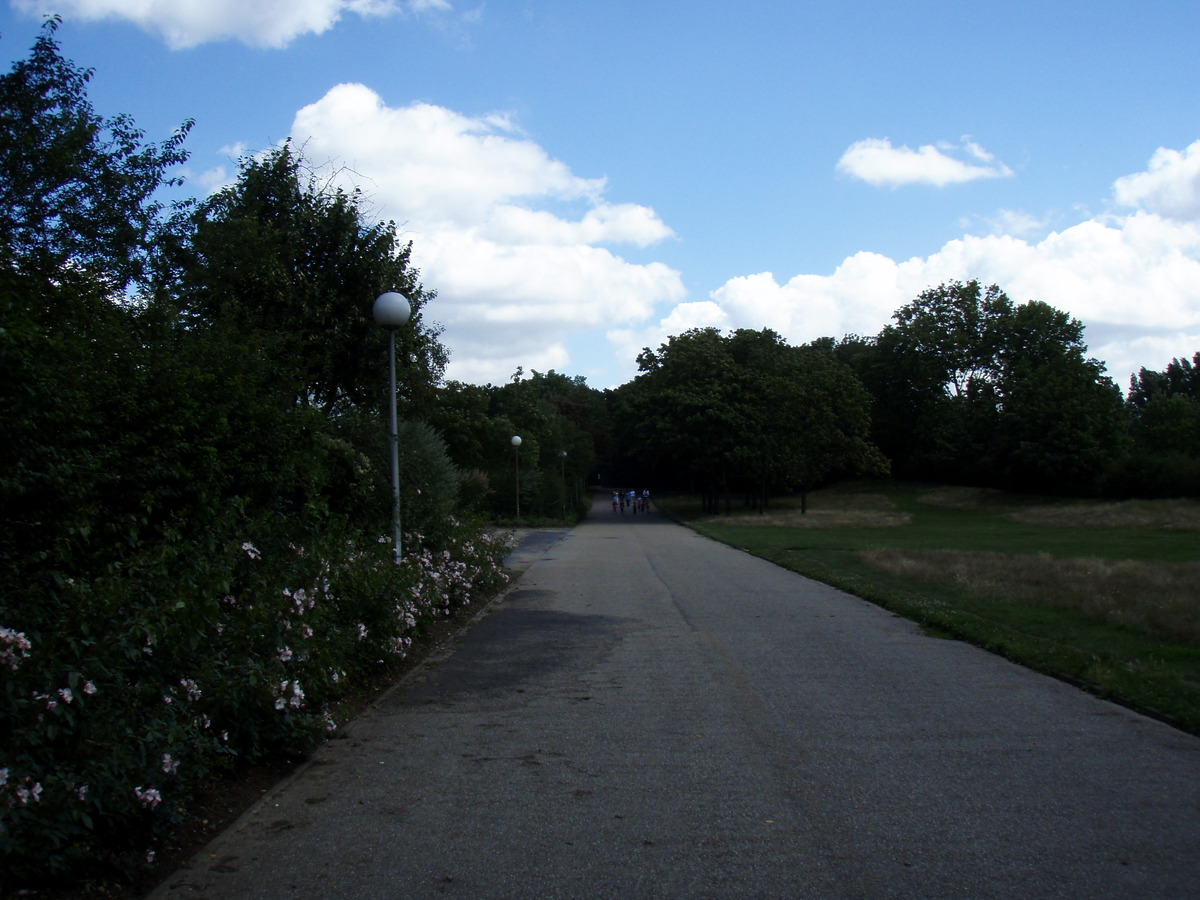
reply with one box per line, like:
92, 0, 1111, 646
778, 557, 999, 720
605, 281, 1200, 508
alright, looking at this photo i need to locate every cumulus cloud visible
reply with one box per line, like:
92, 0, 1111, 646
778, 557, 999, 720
623, 142, 1200, 388
1113, 139, 1200, 221
837, 137, 1014, 188
12, 0, 449, 48
290, 83, 684, 383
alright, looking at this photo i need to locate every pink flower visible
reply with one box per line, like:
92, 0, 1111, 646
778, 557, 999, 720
0, 626, 32, 670
134, 786, 162, 809
15, 778, 42, 805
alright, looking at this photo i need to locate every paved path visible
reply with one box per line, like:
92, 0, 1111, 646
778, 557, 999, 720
151, 497, 1200, 898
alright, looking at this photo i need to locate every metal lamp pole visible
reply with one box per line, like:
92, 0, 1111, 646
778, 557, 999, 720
373, 292, 411, 564
511, 435, 522, 518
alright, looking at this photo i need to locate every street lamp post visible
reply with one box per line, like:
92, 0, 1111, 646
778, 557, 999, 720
373, 291, 411, 564
511, 435, 522, 518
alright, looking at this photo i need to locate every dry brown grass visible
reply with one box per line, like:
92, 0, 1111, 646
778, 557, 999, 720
861, 548, 1200, 644
917, 487, 1200, 530
1004, 499, 1200, 530
916, 486, 1013, 510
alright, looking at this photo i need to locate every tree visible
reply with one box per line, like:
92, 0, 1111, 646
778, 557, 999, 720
0, 17, 191, 286
160, 143, 446, 418
1129, 352, 1200, 408
890, 280, 1015, 397
618, 328, 745, 512
1121, 353, 1200, 496
614, 328, 887, 513
877, 281, 1121, 492
780, 344, 889, 512
993, 352, 1128, 493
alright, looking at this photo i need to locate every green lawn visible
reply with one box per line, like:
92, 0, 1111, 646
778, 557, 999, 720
664, 481, 1200, 735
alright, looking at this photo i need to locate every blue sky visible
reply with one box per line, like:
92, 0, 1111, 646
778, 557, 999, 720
3, 1, 1199, 388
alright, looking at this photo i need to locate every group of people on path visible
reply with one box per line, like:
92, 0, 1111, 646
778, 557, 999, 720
613, 489, 651, 515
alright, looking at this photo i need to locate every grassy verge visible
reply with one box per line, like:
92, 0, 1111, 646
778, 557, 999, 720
663, 482, 1200, 735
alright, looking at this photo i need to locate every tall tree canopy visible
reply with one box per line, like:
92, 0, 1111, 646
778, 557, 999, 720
614, 328, 885, 512
159, 142, 446, 418
844, 281, 1127, 492
0, 16, 191, 287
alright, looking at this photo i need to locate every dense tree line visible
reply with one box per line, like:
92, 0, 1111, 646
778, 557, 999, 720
609, 280, 1199, 507
430, 369, 604, 521
835, 280, 1130, 496
609, 328, 885, 513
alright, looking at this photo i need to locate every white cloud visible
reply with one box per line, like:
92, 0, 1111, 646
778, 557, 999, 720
289, 84, 684, 384
837, 137, 1014, 188
12, 0, 448, 48
294, 87, 605, 225
964, 208, 1051, 239
1113, 139, 1200, 221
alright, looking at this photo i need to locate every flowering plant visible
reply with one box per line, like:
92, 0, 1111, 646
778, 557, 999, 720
0, 510, 511, 885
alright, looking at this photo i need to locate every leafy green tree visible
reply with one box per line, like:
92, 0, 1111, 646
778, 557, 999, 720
1121, 353, 1200, 496
993, 352, 1128, 493
159, 142, 445, 418
619, 328, 745, 512
1, 29, 514, 888
780, 344, 889, 512
0, 17, 191, 286
427, 371, 605, 520
1129, 353, 1200, 408
615, 328, 886, 513
890, 280, 1015, 396
874, 280, 1122, 492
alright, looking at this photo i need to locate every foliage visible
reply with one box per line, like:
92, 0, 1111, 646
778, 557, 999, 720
1116, 352, 1200, 497
843, 281, 1129, 493
613, 328, 887, 512
428, 370, 603, 520
0, 17, 192, 288
158, 142, 446, 418
0, 517, 511, 884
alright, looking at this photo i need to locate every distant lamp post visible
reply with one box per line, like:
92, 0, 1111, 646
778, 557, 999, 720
373, 291, 411, 563
511, 435, 522, 518
558, 450, 568, 518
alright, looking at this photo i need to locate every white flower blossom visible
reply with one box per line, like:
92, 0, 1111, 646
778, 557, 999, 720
134, 786, 163, 809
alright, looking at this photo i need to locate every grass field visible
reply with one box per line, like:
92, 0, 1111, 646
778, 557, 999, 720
664, 482, 1200, 735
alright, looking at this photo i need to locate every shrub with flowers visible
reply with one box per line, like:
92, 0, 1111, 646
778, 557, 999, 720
0, 513, 511, 887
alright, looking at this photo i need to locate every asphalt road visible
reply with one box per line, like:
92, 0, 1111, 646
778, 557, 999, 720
150, 496, 1200, 899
